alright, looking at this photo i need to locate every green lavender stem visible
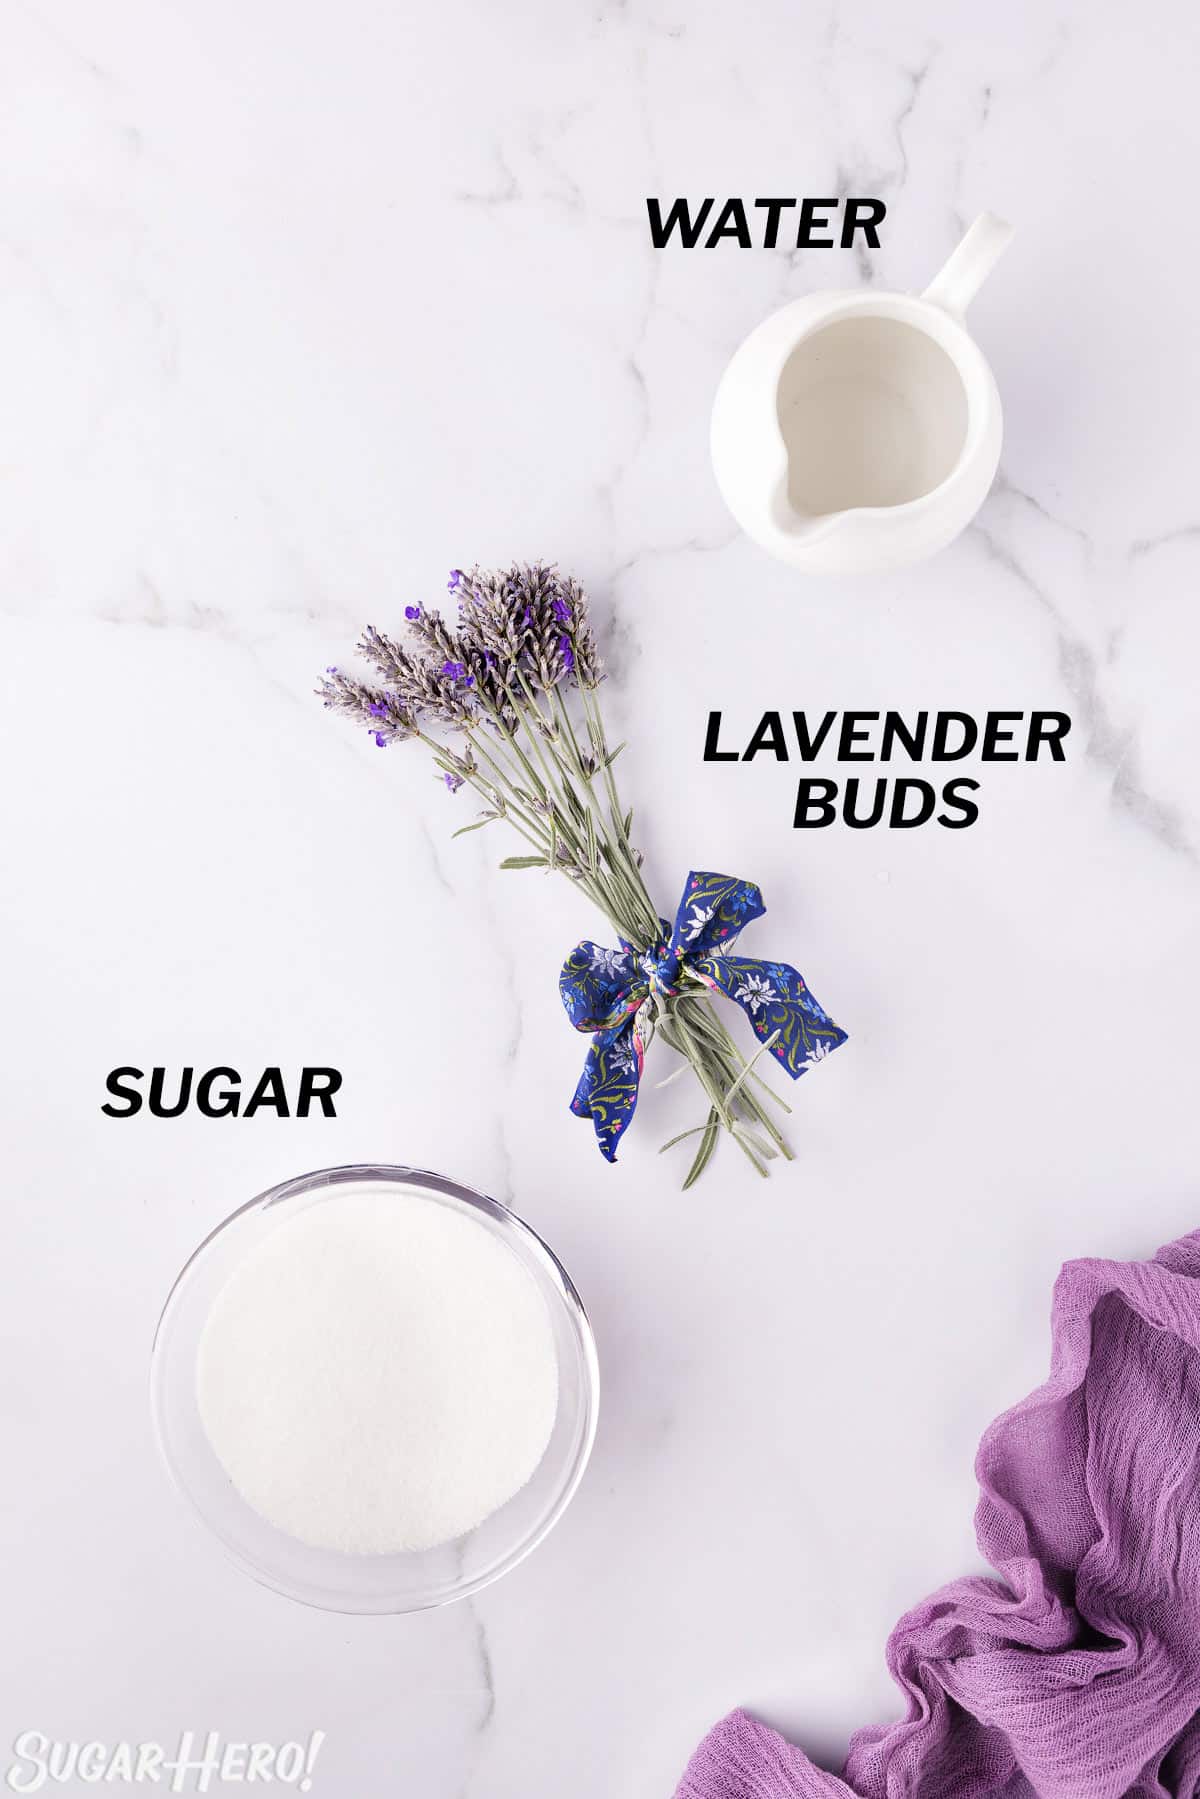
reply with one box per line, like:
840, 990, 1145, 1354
429, 694, 794, 1184
320, 565, 796, 1187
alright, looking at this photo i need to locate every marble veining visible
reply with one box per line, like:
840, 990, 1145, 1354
4, 0, 1200, 1794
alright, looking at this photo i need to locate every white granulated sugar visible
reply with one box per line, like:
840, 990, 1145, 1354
196, 1189, 559, 1555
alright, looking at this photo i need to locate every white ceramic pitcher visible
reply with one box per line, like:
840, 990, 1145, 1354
710, 213, 1014, 574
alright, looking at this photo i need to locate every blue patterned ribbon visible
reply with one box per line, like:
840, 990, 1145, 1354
559, 870, 847, 1162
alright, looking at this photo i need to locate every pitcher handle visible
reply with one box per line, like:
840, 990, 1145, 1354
923, 212, 1014, 317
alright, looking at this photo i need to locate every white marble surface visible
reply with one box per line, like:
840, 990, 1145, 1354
4, 0, 1200, 1793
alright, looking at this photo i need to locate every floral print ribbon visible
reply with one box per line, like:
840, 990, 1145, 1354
559, 870, 847, 1162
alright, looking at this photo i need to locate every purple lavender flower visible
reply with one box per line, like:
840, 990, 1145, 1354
316, 666, 419, 740
319, 561, 601, 751
444, 771, 464, 793
449, 564, 602, 692
373, 731, 389, 747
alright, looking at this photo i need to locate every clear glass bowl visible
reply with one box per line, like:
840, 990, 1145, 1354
151, 1164, 599, 1614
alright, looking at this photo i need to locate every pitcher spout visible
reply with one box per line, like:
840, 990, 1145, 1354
769, 487, 853, 547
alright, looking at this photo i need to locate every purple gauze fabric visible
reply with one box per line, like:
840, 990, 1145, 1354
674, 1229, 1200, 1799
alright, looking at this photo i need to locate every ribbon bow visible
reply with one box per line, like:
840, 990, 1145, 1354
559, 870, 847, 1162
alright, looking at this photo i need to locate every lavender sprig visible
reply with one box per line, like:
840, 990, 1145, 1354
316, 563, 793, 1186
318, 667, 418, 747
456, 563, 602, 692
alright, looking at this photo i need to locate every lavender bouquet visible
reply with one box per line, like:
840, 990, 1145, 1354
318, 564, 845, 1186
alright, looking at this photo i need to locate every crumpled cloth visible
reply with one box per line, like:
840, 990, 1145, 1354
675, 1229, 1200, 1799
